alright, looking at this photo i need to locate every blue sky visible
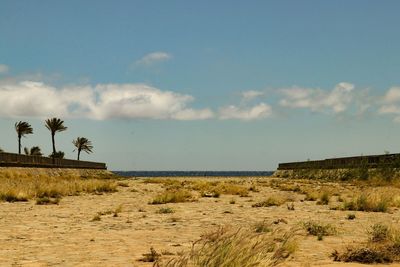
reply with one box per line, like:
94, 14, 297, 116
1, 1, 400, 171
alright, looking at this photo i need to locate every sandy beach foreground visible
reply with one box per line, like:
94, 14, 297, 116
2, 176, 400, 266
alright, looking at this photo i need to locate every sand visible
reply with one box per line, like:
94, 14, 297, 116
1, 177, 400, 266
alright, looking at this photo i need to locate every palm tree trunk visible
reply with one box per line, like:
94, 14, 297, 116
18, 135, 21, 154
51, 132, 56, 164
51, 133, 56, 155
77, 149, 81, 161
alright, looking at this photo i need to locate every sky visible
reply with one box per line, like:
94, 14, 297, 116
1, 1, 400, 171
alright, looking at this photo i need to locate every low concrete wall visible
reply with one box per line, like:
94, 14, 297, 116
0, 152, 106, 170
278, 153, 400, 170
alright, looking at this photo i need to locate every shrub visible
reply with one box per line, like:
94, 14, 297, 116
254, 221, 272, 233
368, 223, 389, 242
91, 214, 101, 221
332, 223, 400, 263
346, 214, 356, 220
0, 191, 28, 202
159, 226, 298, 267
138, 247, 160, 262
302, 221, 336, 239
342, 193, 390, 212
157, 207, 174, 214
150, 189, 194, 204
252, 196, 286, 207
36, 196, 60, 205
317, 192, 330, 205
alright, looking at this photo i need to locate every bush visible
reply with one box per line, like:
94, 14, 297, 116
150, 190, 194, 204
159, 226, 298, 267
302, 221, 336, 239
342, 193, 389, 212
252, 197, 285, 207
36, 196, 60, 205
157, 207, 174, 214
332, 223, 400, 263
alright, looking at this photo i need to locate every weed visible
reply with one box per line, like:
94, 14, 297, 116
368, 223, 389, 242
91, 214, 101, 221
254, 221, 272, 233
138, 247, 160, 262
117, 181, 129, 187
36, 196, 60, 205
252, 196, 286, 207
332, 223, 400, 263
150, 189, 194, 204
316, 192, 330, 205
342, 193, 390, 212
160, 226, 298, 267
302, 221, 336, 238
157, 207, 174, 214
347, 214, 356, 220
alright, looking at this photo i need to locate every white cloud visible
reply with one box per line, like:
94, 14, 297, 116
0, 80, 213, 121
378, 87, 400, 122
135, 52, 172, 66
279, 82, 354, 113
219, 103, 272, 121
241, 90, 264, 101
0, 64, 9, 74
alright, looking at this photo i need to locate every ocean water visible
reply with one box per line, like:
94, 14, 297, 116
113, 171, 274, 177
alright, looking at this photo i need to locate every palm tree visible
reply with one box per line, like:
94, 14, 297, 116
0, 148, 3, 152
15, 121, 33, 154
72, 137, 93, 160
45, 118, 67, 158
24, 146, 43, 156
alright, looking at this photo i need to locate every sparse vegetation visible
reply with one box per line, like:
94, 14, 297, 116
159, 226, 298, 267
252, 196, 287, 207
157, 207, 174, 214
316, 191, 330, 205
150, 189, 194, 204
138, 247, 160, 262
346, 213, 356, 220
36, 196, 60, 205
302, 221, 336, 240
254, 220, 272, 233
332, 223, 400, 263
342, 192, 390, 212
0, 171, 117, 203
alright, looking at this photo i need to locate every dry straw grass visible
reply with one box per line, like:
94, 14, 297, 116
0, 170, 117, 202
159, 226, 298, 267
143, 178, 251, 197
333, 223, 400, 263
150, 189, 195, 204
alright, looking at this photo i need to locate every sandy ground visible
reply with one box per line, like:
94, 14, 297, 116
1, 177, 400, 267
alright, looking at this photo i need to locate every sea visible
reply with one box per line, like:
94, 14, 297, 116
113, 171, 274, 177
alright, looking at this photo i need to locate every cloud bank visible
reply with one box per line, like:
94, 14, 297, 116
0, 80, 213, 120
1, 78, 400, 122
279, 82, 355, 113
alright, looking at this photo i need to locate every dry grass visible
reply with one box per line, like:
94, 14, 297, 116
252, 195, 291, 208
190, 180, 250, 197
149, 189, 195, 204
302, 221, 337, 240
332, 223, 400, 263
158, 226, 298, 267
341, 192, 391, 212
0, 171, 117, 203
